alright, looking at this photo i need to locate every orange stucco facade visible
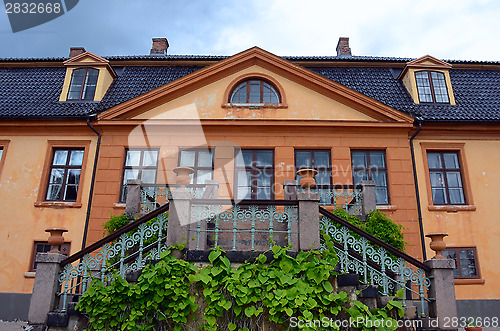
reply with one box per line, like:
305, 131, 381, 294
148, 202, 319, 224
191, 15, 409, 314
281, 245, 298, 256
414, 125, 500, 301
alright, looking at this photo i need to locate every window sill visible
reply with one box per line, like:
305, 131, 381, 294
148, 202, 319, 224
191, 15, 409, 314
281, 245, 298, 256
428, 205, 476, 212
34, 201, 82, 208
454, 278, 485, 285
222, 103, 288, 109
377, 205, 397, 211
113, 203, 126, 208
24, 272, 36, 278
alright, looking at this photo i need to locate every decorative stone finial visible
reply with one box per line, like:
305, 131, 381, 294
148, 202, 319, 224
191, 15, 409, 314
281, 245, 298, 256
296, 169, 318, 191
45, 228, 68, 253
426, 232, 448, 259
172, 166, 194, 189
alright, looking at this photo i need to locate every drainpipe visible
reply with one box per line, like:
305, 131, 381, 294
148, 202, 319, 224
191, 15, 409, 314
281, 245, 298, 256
409, 118, 427, 260
82, 115, 101, 250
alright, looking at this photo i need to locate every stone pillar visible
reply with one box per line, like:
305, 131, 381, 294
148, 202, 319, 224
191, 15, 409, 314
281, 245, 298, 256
361, 180, 376, 216
297, 191, 321, 250
283, 180, 298, 200
28, 253, 66, 327
424, 258, 458, 330
166, 190, 193, 247
203, 180, 220, 199
125, 179, 142, 218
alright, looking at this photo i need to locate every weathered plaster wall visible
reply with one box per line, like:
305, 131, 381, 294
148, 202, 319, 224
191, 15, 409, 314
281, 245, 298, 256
415, 138, 500, 300
0, 130, 97, 294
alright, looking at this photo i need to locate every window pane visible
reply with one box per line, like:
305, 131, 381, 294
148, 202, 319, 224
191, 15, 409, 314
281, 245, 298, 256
249, 81, 261, 103
372, 171, 387, 187
0, 149, 3, 161
197, 150, 212, 167
46, 184, 61, 200
230, 83, 247, 103
427, 153, 442, 169
449, 188, 465, 204
432, 188, 447, 204
351, 152, 367, 168
64, 184, 78, 201
416, 72, 433, 102
66, 169, 81, 185
196, 170, 212, 184
69, 150, 84, 166
314, 152, 330, 168
430, 172, 445, 187
370, 151, 385, 168
237, 187, 251, 200
296, 151, 311, 168
238, 171, 251, 186
236, 150, 253, 167
256, 150, 273, 167
179, 150, 196, 167
257, 171, 272, 187
443, 153, 459, 169
353, 170, 368, 185
141, 169, 156, 184
446, 172, 462, 188
375, 188, 389, 205
125, 151, 142, 167
53, 150, 68, 165
48, 169, 64, 184
123, 169, 139, 184
142, 151, 158, 167
256, 188, 271, 200
316, 170, 331, 185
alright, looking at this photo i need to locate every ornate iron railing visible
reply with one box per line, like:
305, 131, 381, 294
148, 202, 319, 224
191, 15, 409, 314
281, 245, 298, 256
319, 207, 431, 315
189, 199, 299, 251
299, 185, 362, 214
58, 203, 170, 312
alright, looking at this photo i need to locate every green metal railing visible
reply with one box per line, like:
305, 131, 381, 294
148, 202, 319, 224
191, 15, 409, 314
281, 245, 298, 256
319, 207, 431, 315
140, 184, 208, 214
58, 203, 170, 312
189, 199, 299, 251
299, 184, 363, 214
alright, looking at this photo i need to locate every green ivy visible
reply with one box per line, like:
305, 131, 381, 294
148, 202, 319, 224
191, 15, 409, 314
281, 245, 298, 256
77, 239, 405, 331
103, 213, 130, 236
331, 209, 407, 251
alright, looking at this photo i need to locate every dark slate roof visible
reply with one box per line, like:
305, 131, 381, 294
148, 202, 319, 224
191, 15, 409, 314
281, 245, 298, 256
1, 54, 499, 122
308, 67, 500, 122
97, 66, 201, 111
0, 67, 99, 118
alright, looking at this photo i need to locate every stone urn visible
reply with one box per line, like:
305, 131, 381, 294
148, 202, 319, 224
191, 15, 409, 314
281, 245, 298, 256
425, 233, 448, 259
45, 228, 68, 253
296, 169, 318, 191
173, 166, 194, 188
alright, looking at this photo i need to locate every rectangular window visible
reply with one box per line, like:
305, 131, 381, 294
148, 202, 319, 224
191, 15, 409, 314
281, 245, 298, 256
120, 149, 159, 202
30, 242, 70, 271
178, 148, 214, 186
235, 149, 274, 200
45, 149, 84, 201
427, 151, 465, 205
0, 147, 3, 161
351, 150, 389, 205
442, 247, 479, 279
295, 150, 332, 203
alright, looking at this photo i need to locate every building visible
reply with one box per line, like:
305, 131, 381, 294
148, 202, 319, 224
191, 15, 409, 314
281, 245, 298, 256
0, 37, 498, 320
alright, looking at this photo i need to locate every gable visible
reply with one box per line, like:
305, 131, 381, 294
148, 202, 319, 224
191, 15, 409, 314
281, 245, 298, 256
98, 47, 413, 123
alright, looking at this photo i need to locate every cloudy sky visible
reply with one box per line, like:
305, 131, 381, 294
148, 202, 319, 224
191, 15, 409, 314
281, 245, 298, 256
0, 0, 499, 61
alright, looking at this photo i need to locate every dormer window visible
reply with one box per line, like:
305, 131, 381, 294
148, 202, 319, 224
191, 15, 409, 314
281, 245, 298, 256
230, 79, 280, 105
415, 71, 449, 103
67, 68, 99, 100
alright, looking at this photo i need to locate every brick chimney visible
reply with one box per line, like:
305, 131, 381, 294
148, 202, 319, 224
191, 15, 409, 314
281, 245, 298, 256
69, 47, 86, 58
150, 38, 169, 55
336, 37, 352, 57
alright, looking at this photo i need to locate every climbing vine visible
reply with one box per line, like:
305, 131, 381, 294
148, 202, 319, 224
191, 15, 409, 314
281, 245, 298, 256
77, 239, 405, 331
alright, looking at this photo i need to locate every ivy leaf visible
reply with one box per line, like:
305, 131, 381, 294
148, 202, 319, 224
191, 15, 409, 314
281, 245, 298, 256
228, 323, 237, 331
245, 306, 256, 317
323, 281, 333, 293
209, 249, 222, 264
258, 254, 267, 264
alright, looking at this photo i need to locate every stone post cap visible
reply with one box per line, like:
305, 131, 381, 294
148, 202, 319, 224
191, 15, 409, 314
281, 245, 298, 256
297, 191, 320, 201
360, 180, 376, 187
283, 180, 298, 186
169, 190, 194, 199
204, 180, 220, 186
126, 179, 143, 185
424, 258, 456, 270
34, 252, 67, 263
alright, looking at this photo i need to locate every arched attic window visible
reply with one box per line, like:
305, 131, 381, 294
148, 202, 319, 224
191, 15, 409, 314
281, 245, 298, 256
67, 68, 99, 100
229, 79, 280, 105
